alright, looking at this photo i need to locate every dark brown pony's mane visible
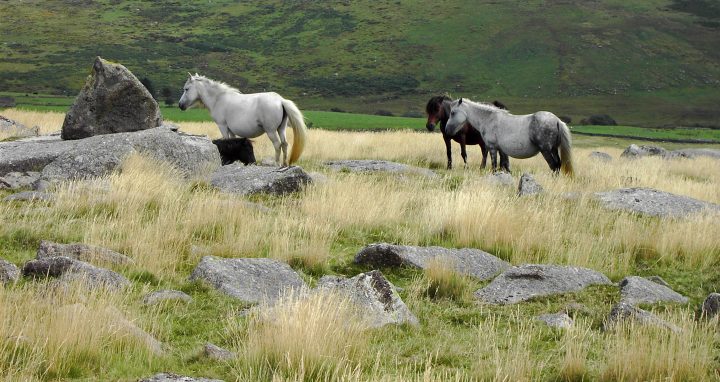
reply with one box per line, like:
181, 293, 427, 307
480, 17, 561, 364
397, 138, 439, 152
425, 94, 452, 115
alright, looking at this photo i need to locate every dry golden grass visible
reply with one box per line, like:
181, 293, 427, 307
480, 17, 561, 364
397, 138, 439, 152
0, 108, 64, 139
423, 257, 470, 301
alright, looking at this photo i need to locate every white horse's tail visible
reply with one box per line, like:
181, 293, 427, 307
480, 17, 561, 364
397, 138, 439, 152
281, 98, 308, 165
558, 120, 574, 176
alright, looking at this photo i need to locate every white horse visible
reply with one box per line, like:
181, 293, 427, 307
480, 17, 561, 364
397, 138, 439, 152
446, 98, 574, 175
178, 73, 307, 166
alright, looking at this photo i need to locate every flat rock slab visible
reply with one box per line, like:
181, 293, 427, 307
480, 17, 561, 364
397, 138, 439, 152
621, 144, 669, 159
672, 148, 720, 159
475, 264, 612, 304
62, 57, 162, 140
594, 187, 720, 218
619, 276, 688, 305
605, 302, 681, 332
143, 290, 193, 306
3, 191, 53, 202
324, 160, 437, 178
210, 164, 311, 196
189, 256, 306, 304
0, 171, 41, 190
22, 256, 130, 291
0, 127, 220, 183
0, 259, 20, 285
354, 243, 509, 281
37, 240, 133, 266
317, 271, 418, 328
139, 374, 224, 382
483, 172, 514, 187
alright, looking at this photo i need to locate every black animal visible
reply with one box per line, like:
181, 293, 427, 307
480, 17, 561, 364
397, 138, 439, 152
212, 138, 256, 165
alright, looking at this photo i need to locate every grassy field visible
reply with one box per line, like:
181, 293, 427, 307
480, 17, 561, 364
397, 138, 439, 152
1, 110, 719, 381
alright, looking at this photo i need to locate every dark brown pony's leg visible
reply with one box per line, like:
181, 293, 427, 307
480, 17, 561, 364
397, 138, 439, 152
488, 147, 499, 172
479, 136, 488, 169
459, 132, 468, 168
444, 135, 453, 169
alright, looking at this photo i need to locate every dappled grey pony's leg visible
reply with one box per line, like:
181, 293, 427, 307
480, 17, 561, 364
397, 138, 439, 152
530, 114, 562, 173
499, 151, 510, 172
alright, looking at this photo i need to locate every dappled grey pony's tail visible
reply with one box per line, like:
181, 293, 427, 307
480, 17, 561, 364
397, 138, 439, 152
558, 121, 574, 176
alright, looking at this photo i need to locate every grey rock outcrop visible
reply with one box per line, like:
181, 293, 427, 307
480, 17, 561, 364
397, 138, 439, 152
536, 313, 573, 329
37, 240, 133, 266
594, 188, 720, 218
354, 243, 509, 281
618, 276, 688, 305
0, 116, 38, 138
142, 290, 193, 306
589, 151, 612, 162
202, 343, 235, 361
700, 293, 720, 320
0, 127, 220, 183
517, 173, 543, 196
0, 171, 42, 190
0, 259, 20, 285
324, 159, 437, 178
605, 301, 681, 332
3, 191, 53, 202
22, 256, 130, 291
317, 271, 418, 328
189, 256, 306, 304
621, 144, 669, 159
62, 57, 162, 140
210, 164, 311, 196
671, 148, 720, 159
138, 373, 224, 382
475, 264, 612, 304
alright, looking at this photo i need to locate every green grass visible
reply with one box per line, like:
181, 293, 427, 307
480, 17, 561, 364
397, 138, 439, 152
572, 125, 720, 142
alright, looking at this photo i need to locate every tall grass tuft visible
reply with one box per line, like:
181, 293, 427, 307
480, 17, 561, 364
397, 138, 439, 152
424, 257, 470, 301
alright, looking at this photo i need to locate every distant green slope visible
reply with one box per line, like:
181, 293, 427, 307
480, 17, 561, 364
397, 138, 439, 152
1, 0, 719, 127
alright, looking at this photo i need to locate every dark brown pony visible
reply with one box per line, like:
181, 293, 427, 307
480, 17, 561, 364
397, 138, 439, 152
425, 95, 509, 171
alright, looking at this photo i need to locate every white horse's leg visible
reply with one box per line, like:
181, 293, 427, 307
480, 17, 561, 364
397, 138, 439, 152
218, 123, 231, 139
266, 131, 283, 166
277, 118, 289, 166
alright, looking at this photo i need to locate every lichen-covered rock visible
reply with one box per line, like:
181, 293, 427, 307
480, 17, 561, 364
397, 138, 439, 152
700, 293, 720, 320
475, 264, 612, 304
142, 290, 193, 306
594, 187, 720, 218
210, 164, 311, 196
618, 276, 688, 305
354, 243, 509, 281
620, 144, 669, 159
22, 256, 130, 291
536, 313, 573, 329
671, 148, 720, 159
188, 256, 306, 304
605, 302, 681, 332
324, 159, 437, 178
0, 259, 20, 285
202, 343, 235, 361
0, 171, 42, 190
37, 240, 133, 266
517, 173, 543, 196
317, 271, 418, 328
62, 57, 162, 140
589, 151, 612, 162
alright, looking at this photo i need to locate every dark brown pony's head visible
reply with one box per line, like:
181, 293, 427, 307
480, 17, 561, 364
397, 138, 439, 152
425, 95, 452, 131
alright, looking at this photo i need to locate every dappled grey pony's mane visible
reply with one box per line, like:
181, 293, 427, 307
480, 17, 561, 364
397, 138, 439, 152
458, 98, 510, 115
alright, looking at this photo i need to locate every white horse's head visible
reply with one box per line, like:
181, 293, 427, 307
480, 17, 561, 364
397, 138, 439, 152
445, 98, 469, 137
178, 73, 202, 111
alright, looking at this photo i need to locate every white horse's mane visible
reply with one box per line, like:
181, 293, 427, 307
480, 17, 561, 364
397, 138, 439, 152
192, 74, 242, 94
460, 98, 509, 114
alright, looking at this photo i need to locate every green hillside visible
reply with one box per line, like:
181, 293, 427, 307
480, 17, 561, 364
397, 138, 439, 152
1, 0, 719, 126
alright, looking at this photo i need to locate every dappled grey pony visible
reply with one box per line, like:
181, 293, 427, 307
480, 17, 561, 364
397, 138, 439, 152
446, 98, 574, 175
179, 73, 307, 166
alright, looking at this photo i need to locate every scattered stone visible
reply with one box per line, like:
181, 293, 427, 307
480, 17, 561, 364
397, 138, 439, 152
354, 243, 509, 281
593, 187, 720, 218
589, 151, 612, 162
210, 164, 312, 196
671, 148, 720, 159
645, 275, 671, 288
536, 313, 573, 329
483, 171, 514, 187
138, 373, 224, 382
308, 171, 328, 184
0, 127, 220, 183
143, 290, 193, 306
0, 171, 41, 190
62, 57, 162, 140
563, 302, 593, 318
618, 276, 688, 305
517, 173, 543, 196
475, 264, 612, 304
37, 240, 133, 266
188, 256, 306, 304
605, 301, 681, 332
0, 259, 20, 285
0, 116, 39, 138
22, 256, 130, 291
324, 159, 437, 178
202, 343, 235, 361
700, 293, 720, 320
3, 191, 53, 202
620, 144, 668, 159
317, 270, 418, 328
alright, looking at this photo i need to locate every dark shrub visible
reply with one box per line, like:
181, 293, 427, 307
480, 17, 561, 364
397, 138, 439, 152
374, 110, 394, 117
559, 115, 572, 124
580, 114, 617, 126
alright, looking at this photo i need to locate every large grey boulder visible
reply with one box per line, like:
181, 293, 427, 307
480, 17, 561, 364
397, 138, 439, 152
618, 276, 688, 305
0, 171, 41, 190
324, 159, 437, 178
62, 57, 162, 140
475, 264, 612, 304
37, 240, 133, 266
700, 293, 720, 320
0, 116, 38, 139
620, 144, 669, 159
0, 259, 20, 285
210, 164, 311, 196
22, 256, 130, 291
317, 271, 418, 328
605, 301, 681, 332
189, 256, 306, 304
594, 188, 720, 218
0, 127, 220, 183
138, 373, 224, 382
517, 173, 543, 196
354, 243, 509, 281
